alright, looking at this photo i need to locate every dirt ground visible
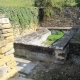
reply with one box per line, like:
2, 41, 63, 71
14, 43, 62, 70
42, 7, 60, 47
25, 54, 80, 80
10, 54, 80, 80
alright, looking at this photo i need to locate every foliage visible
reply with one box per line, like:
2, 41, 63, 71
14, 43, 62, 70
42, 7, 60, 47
42, 31, 64, 46
35, 0, 77, 17
0, 7, 38, 28
0, 0, 34, 7
47, 31, 64, 41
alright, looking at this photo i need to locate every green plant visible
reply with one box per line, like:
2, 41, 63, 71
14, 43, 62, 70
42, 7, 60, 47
42, 31, 64, 46
47, 31, 64, 41
0, 7, 38, 28
35, 0, 77, 17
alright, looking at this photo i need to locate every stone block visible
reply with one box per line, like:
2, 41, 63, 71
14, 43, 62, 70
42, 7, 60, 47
0, 54, 4, 59
0, 30, 2, 34
1, 23, 11, 29
8, 62, 17, 69
5, 48, 14, 56
0, 64, 7, 78
2, 28, 13, 34
0, 68, 17, 80
0, 18, 10, 24
0, 42, 14, 54
5, 36, 14, 43
7, 66, 11, 73
0, 54, 14, 67
54, 47, 68, 64
0, 40, 7, 48
2, 33, 13, 38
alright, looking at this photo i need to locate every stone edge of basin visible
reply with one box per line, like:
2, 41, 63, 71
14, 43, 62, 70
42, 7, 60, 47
51, 27, 78, 64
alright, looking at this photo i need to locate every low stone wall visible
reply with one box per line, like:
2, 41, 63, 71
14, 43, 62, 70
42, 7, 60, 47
0, 17, 17, 80
14, 28, 78, 64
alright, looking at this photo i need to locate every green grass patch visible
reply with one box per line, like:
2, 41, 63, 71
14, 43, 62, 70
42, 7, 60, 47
0, 0, 34, 7
42, 31, 64, 46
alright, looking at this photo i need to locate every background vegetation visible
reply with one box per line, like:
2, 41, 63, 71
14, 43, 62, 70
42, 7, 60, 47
35, 0, 80, 17
0, 7, 38, 28
0, 0, 80, 28
0, 0, 38, 28
0, 0, 34, 7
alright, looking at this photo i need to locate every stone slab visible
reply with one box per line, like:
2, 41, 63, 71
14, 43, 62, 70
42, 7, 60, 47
0, 40, 7, 48
16, 57, 38, 74
2, 28, 13, 33
2, 33, 13, 38
0, 18, 10, 24
5, 36, 14, 43
0, 54, 14, 67
0, 54, 4, 59
5, 48, 14, 56
0, 23, 11, 29
14, 28, 51, 47
51, 28, 78, 50
0, 68, 17, 80
0, 42, 13, 54
0, 64, 7, 78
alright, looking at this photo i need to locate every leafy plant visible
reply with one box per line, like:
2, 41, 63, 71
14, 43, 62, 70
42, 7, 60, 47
0, 7, 38, 28
47, 31, 64, 41
35, 0, 77, 17
42, 31, 64, 46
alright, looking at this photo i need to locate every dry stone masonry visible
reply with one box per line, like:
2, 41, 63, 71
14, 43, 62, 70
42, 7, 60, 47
0, 17, 17, 80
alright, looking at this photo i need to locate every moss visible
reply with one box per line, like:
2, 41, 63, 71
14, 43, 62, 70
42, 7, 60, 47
42, 31, 64, 46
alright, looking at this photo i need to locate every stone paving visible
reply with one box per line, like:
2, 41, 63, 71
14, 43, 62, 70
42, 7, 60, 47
9, 57, 38, 80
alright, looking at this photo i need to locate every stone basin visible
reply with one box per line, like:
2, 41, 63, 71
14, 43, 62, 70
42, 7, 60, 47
14, 28, 78, 64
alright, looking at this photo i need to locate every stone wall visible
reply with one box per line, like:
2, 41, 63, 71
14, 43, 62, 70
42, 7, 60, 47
0, 17, 17, 80
40, 7, 80, 27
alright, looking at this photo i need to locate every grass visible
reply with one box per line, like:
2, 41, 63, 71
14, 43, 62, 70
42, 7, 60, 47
42, 31, 64, 46
0, 0, 34, 7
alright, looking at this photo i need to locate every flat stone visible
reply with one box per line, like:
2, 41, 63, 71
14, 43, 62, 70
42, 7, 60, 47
0, 42, 13, 54
51, 28, 78, 50
0, 23, 12, 29
14, 28, 51, 47
5, 48, 14, 56
16, 57, 38, 74
0, 64, 7, 78
5, 36, 14, 43
2, 33, 13, 38
0, 18, 10, 24
2, 28, 13, 33
0, 40, 7, 48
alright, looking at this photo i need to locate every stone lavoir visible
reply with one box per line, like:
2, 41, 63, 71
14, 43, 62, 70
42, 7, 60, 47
0, 17, 17, 80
